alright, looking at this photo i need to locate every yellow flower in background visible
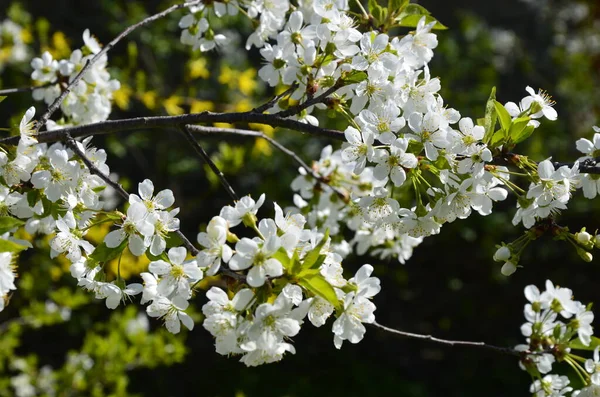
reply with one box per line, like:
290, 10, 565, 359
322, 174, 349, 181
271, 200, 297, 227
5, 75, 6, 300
238, 68, 257, 96
188, 57, 209, 80
234, 99, 252, 112
51, 31, 71, 58
139, 90, 158, 110
190, 100, 214, 113
164, 95, 185, 115
219, 65, 257, 96
113, 84, 133, 110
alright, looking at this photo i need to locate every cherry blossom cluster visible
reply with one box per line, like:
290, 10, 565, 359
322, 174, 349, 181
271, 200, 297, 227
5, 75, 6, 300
176, 0, 600, 277
0, 108, 382, 366
0, 107, 126, 309
291, 145, 424, 264
516, 280, 600, 397
0, 19, 29, 70
30, 29, 120, 129
178, 0, 295, 51
196, 195, 380, 365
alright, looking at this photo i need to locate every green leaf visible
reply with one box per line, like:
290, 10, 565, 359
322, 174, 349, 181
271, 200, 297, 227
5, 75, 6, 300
509, 118, 534, 144
290, 250, 302, 275
368, 0, 380, 10
371, 4, 388, 25
343, 71, 367, 84
145, 250, 169, 263
482, 87, 497, 144
494, 100, 512, 131
298, 274, 341, 311
89, 240, 127, 265
569, 336, 600, 351
271, 247, 291, 270
301, 230, 329, 271
164, 232, 183, 249
396, 14, 447, 29
489, 129, 507, 148
0, 216, 25, 234
27, 190, 40, 208
398, 3, 431, 16
0, 238, 28, 253
394, 4, 447, 29
388, 0, 408, 12
0, 96, 6, 104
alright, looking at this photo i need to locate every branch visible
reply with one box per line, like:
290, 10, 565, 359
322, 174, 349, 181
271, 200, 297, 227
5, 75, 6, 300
63, 132, 200, 256
553, 157, 600, 174
370, 321, 520, 356
186, 125, 349, 200
0, 111, 345, 146
0, 84, 54, 96
251, 84, 298, 114
275, 82, 343, 118
63, 132, 129, 200
178, 125, 240, 201
34, 0, 202, 133
491, 152, 600, 175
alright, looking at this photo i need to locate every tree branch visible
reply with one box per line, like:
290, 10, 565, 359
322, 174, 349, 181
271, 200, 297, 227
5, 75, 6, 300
251, 84, 298, 114
370, 321, 521, 356
63, 132, 130, 200
0, 84, 53, 96
186, 125, 348, 201
491, 152, 600, 175
275, 82, 343, 118
0, 111, 345, 146
178, 125, 240, 201
34, 0, 202, 133
553, 157, 600, 174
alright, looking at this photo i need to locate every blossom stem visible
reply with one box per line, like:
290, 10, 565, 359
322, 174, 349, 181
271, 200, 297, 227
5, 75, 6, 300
564, 355, 589, 386
80, 218, 114, 232
353, 0, 369, 19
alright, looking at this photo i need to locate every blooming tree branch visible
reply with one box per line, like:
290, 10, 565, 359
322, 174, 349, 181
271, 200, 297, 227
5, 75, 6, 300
33, 0, 203, 134
2, 0, 600, 395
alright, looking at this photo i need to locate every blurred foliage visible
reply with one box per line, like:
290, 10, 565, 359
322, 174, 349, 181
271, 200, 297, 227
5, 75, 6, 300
0, 0, 599, 396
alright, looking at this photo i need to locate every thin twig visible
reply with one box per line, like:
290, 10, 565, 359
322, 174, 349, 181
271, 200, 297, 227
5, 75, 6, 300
0, 83, 54, 96
252, 84, 298, 114
34, 0, 201, 134
0, 111, 345, 146
186, 125, 348, 201
63, 132, 200, 255
276, 82, 343, 118
64, 132, 130, 200
553, 157, 600, 174
491, 153, 600, 175
178, 125, 240, 201
371, 321, 520, 356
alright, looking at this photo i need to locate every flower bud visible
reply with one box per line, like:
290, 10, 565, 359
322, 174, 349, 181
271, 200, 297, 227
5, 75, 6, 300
501, 261, 517, 276
595, 235, 600, 249
577, 247, 593, 262
493, 246, 511, 262
576, 231, 592, 244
